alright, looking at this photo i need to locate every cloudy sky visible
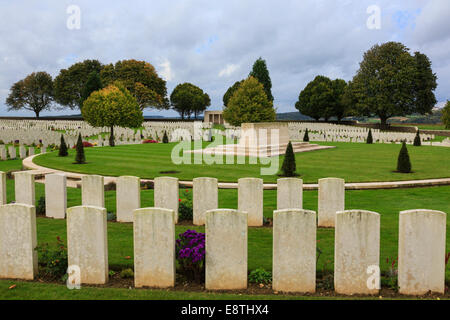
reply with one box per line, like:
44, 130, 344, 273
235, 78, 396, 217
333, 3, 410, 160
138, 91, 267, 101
0, 0, 449, 117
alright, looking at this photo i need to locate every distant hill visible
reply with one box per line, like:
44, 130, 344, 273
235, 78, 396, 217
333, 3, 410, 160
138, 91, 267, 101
276, 112, 313, 121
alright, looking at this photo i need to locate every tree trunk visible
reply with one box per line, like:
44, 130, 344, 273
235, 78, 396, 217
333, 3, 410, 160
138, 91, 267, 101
109, 126, 115, 147
35, 110, 40, 118
379, 116, 388, 130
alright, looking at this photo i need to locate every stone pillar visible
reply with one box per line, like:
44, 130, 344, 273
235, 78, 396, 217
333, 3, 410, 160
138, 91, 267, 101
45, 173, 67, 219
8, 146, 16, 159
0, 171, 6, 205
154, 177, 179, 223
81, 175, 104, 208
334, 210, 380, 295
116, 176, 140, 222
67, 205, 108, 284
13, 171, 35, 206
205, 209, 247, 290
398, 209, 447, 295
238, 178, 263, 226
133, 208, 175, 288
193, 177, 218, 226
273, 209, 316, 293
277, 178, 303, 210
318, 178, 345, 227
0, 204, 37, 280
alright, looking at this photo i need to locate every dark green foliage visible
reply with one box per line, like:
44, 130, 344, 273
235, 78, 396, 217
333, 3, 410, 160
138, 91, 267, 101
54, 59, 103, 110
303, 128, 310, 142
35, 236, 68, 281
248, 268, 272, 284
162, 131, 169, 143
223, 80, 244, 107
58, 135, 68, 157
170, 82, 211, 119
281, 142, 297, 177
74, 133, 86, 164
249, 57, 273, 102
80, 71, 103, 105
295, 75, 334, 121
179, 189, 193, 222
413, 130, 421, 146
36, 196, 46, 215
349, 42, 436, 128
367, 129, 373, 144
397, 141, 412, 173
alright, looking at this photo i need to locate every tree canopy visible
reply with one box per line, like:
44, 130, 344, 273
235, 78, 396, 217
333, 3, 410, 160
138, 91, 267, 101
80, 71, 103, 105
249, 57, 273, 102
82, 84, 143, 146
6, 71, 54, 118
442, 101, 450, 129
223, 80, 244, 107
100, 59, 168, 111
295, 75, 335, 121
54, 59, 103, 110
222, 76, 276, 127
170, 83, 211, 119
349, 42, 437, 128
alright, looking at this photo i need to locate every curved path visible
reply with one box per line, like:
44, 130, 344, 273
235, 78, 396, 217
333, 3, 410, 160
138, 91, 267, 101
23, 154, 450, 190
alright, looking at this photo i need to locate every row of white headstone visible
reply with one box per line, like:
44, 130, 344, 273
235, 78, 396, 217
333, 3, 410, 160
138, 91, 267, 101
7, 172, 344, 228
0, 202, 446, 295
0, 171, 447, 295
0, 145, 44, 160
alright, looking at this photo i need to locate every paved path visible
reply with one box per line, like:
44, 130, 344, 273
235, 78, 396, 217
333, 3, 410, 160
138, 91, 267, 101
22, 154, 450, 190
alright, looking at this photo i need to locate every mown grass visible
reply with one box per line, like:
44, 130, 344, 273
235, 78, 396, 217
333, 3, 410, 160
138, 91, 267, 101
33, 141, 450, 183
1, 153, 449, 300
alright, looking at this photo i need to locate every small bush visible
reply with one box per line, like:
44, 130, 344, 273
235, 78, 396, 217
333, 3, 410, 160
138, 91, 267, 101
249, 268, 272, 284
58, 135, 68, 157
397, 141, 412, 173
176, 230, 205, 283
413, 131, 421, 146
281, 142, 297, 177
162, 131, 169, 143
178, 189, 193, 222
366, 129, 373, 144
120, 268, 134, 279
74, 133, 86, 164
107, 212, 116, 221
35, 236, 68, 281
303, 128, 309, 142
104, 181, 116, 191
36, 196, 46, 215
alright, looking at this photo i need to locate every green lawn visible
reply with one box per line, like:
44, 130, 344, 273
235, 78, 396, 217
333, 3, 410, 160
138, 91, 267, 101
392, 124, 449, 131
33, 142, 450, 183
1, 153, 449, 300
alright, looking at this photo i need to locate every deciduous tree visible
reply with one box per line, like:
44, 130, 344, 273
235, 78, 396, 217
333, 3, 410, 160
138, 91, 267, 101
6, 71, 54, 118
223, 77, 276, 127
82, 84, 143, 147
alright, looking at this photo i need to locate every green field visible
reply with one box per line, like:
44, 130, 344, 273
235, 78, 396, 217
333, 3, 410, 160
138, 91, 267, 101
1, 148, 450, 300
33, 142, 450, 183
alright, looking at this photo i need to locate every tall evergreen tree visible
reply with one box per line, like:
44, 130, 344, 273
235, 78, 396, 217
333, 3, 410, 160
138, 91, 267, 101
281, 142, 297, 177
397, 141, 412, 173
366, 129, 373, 144
74, 133, 86, 164
162, 131, 169, 143
249, 57, 273, 102
58, 134, 68, 157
